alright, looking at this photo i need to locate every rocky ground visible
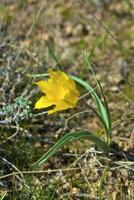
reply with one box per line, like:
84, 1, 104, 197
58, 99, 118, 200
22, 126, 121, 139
0, 0, 134, 199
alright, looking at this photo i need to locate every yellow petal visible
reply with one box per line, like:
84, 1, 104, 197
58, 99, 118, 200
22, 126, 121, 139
36, 79, 66, 100
34, 96, 54, 109
35, 80, 50, 94
49, 70, 68, 83
48, 100, 70, 114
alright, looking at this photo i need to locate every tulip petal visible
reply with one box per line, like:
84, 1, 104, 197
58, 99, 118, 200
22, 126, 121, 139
35, 80, 50, 94
35, 96, 54, 109
49, 70, 68, 83
48, 100, 69, 114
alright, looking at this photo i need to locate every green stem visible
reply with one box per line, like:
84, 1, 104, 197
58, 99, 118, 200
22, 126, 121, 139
98, 165, 109, 200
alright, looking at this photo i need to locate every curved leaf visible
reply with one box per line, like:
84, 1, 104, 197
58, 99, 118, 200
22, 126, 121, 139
32, 131, 108, 167
71, 75, 110, 135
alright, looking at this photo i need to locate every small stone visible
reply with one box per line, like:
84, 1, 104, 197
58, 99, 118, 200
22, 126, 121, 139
63, 182, 70, 189
73, 24, 83, 36
72, 187, 79, 194
108, 171, 112, 177
65, 25, 73, 36
121, 169, 128, 178
108, 74, 123, 85
110, 86, 119, 92
36, 33, 50, 41
34, 142, 41, 148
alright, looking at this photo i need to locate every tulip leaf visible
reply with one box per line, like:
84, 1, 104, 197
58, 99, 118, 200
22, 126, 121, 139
71, 75, 110, 136
32, 131, 108, 167
85, 51, 111, 135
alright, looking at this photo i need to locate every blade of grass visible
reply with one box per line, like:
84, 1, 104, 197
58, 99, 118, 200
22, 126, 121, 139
32, 131, 108, 167
87, 33, 107, 65
98, 166, 109, 200
85, 52, 111, 144
46, 41, 62, 70
71, 75, 109, 133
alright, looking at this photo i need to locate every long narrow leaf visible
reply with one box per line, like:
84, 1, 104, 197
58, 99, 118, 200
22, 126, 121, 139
32, 131, 108, 167
46, 41, 62, 70
87, 33, 107, 64
96, 80, 111, 131
85, 52, 111, 140
71, 75, 110, 133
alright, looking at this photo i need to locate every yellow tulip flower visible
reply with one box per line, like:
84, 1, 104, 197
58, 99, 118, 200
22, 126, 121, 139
34, 70, 80, 114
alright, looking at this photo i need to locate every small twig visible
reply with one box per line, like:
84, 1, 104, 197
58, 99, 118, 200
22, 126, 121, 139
0, 119, 11, 125
119, 89, 134, 107
0, 167, 83, 180
65, 110, 92, 129
74, 150, 91, 187
0, 156, 29, 189
33, 111, 48, 117
78, 85, 99, 100
6, 122, 19, 141
78, 91, 90, 100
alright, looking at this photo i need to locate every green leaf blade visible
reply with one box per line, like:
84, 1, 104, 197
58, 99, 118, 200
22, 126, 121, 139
32, 131, 108, 167
71, 75, 110, 133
